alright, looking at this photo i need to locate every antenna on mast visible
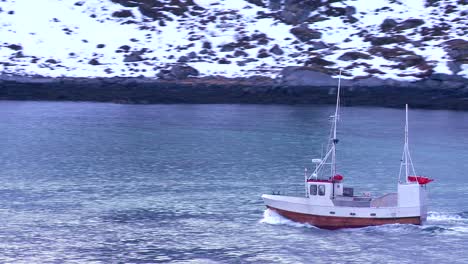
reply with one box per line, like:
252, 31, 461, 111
309, 69, 342, 180
331, 70, 341, 177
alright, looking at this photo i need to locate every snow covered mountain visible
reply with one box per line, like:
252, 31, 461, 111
0, 0, 467, 81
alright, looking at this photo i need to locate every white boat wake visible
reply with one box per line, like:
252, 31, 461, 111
259, 209, 316, 229
260, 209, 468, 234
427, 211, 468, 222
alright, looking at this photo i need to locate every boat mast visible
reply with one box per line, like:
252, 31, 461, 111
331, 70, 341, 177
405, 104, 409, 181
309, 70, 341, 180
399, 104, 417, 183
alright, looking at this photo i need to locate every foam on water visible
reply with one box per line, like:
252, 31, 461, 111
259, 209, 316, 229
260, 209, 468, 235
427, 211, 468, 222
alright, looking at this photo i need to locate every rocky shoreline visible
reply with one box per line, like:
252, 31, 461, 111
1, 67, 467, 110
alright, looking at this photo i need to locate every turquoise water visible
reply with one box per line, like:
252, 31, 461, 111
0, 102, 466, 263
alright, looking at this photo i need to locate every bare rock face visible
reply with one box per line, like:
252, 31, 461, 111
111, 0, 202, 22
269, 0, 282, 10
280, 66, 337, 86
245, 0, 266, 7
6, 44, 22, 51
380, 18, 398, 32
257, 49, 270, 58
443, 39, 468, 74
202, 41, 212, 50
290, 24, 322, 42
123, 50, 145, 62
218, 58, 231, 64
365, 35, 409, 46
157, 64, 199, 80
269, 44, 284, 55
396, 18, 425, 30
444, 39, 468, 62
277, 0, 322, 25
171, 64, 199, 79
338, 52, 371, 61
112, 9, 134, 18
88, 58, 100, 65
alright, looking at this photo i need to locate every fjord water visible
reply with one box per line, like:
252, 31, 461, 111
0, 102, 467, 263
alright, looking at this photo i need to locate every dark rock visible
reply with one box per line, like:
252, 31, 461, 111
246, 0, 266, 7
447, 61, 462, 74
96, 44, 105, 48
380, 18, 397, 32
345, 15, 358, 24
290, 24, 322, 42
199, 49, 209, 55
202, 41, 212, 49
307, 14, 329, 23
177, 56, 189, 63
338, 51, 371, 61
233, 49, 248, 57
444, 39, 468, 62
257, 37, 269, 45
119, 45, 131, 52
257, 49, 270, 58
88, 58, 100, 65
187, 51, 197, 59
269, 44, 284, 55
218, 58, 232, 64
220, 43, 237, 52
8, 10, 14, 15
74, 1, 84, 6
278, 0, 321, 25
124, 51, 144, 62
280, 66, 337, 86
6, 44, 22, 51
112, 9, 134, 18
14, 51, 25, 58
399, 55, 425, 68
345, 6, 356, 16
324, 6, 346, 17
269, 0, 282, 10
305, 57, 335, 67
366, 35, 409, 45
45, 59, 58, 64
368, 46, 414, 59
170, 65, 199, 79
251, 33, 267, 41
242, 58, 258, 64
397, 18, 425, 30
309, 41, 328, 50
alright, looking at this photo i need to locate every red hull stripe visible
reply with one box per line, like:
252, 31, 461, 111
267, 206, 421, 230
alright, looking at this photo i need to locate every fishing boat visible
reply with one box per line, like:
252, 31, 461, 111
261, 72, 433, 230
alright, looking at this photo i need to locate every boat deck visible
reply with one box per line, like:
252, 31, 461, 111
332, 193, 397, 208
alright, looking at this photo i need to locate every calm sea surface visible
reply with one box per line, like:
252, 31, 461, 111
0, 102, 467, 263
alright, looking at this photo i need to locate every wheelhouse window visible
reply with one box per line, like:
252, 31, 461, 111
318, 185, 326, 196
310, 185, 317, 196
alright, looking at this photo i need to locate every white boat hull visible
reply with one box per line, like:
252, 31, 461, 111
262, 194, 426, 229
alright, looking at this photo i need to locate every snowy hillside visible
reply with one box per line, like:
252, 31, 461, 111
0, 0, 467, 81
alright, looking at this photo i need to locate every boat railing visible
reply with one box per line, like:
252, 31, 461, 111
370, 193, 398, 208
